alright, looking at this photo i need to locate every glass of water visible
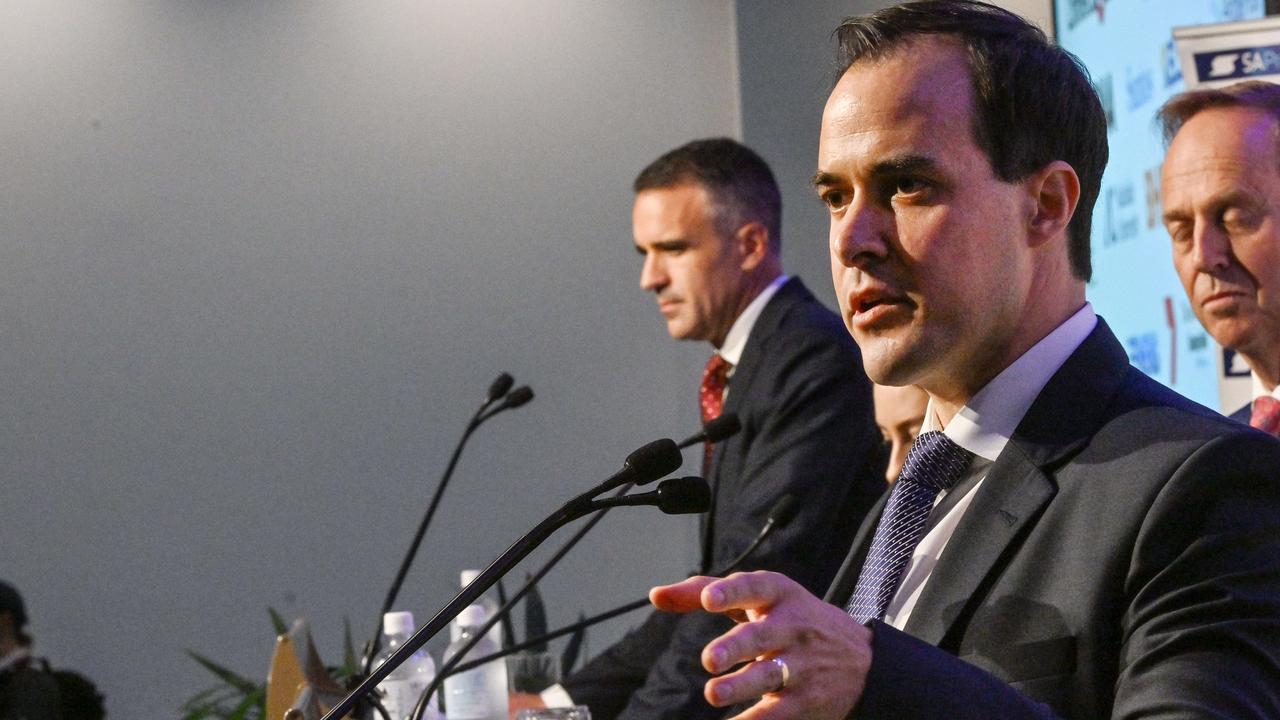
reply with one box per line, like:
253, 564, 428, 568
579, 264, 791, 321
506, 651, 562, 694
515, 708, 591, 720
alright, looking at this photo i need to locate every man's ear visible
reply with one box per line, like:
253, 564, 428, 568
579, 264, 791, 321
1026, 160, 1080, 247
735, 221, 772, 271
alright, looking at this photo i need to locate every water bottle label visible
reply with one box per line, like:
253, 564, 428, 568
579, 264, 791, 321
380, 678, 429, 720
444, 669, 503, 719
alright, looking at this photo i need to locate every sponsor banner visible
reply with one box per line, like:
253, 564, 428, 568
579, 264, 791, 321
1175, 16, 1280, 88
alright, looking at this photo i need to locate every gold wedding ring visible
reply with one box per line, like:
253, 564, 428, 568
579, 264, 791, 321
770, 656, 790, 692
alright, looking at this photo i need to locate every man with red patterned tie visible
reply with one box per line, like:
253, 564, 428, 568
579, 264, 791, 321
519, 138, 883, 719
1160, 81, 1280, 435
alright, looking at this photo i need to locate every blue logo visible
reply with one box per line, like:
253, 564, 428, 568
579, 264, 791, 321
1128, 333, 1161, 376
1125, 67, 1154, 111
1195, 45, 1280, 82
1162, 38, 1183, 88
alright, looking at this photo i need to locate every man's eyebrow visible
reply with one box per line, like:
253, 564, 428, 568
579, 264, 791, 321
869, 154, 940, 177
811, 155, 941, 188
1162, 189, 1259, 225
811, 171, 841, 188
638, 239, 689, 252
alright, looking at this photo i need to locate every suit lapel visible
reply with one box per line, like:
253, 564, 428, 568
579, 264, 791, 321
702, 278, 811, 571
823, 490, 889, 604
898, 320, 1133, 646
901, 447, 1054, 645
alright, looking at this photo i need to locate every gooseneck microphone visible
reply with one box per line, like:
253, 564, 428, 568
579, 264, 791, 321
405, 414, 741, 712
676, 412, 741, 449
432, 492, 801, 691
321, 444, 696, 720
363, 372, 534, 674
408, 477, 712, 720
411, 415, 739, 706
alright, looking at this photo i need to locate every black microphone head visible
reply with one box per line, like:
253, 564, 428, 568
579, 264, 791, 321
624, 438, 682, 485
655, 476, 711, 515
702, 413, 741, 444
505, 386, 534, 409
767, 493, 799, 528
487, 373, 515, 403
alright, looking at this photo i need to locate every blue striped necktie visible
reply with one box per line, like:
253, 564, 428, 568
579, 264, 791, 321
846, 430, 973, 623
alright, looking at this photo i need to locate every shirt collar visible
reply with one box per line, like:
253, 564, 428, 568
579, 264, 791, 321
1251, 371, 1280, 401
716, 274, 788, 367
922, 303, 1097, 461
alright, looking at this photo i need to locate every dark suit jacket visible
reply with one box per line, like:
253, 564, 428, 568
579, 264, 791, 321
824, 318, 1280, 719
563, 277, 884, 719
1230, 401, 1251, 424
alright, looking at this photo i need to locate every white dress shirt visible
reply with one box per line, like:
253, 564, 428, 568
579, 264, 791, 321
883, 303, 1097, 630
1251, 372, 1280, 402
715, 273, 789, 402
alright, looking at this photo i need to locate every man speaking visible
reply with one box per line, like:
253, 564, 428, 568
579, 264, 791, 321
652, 3, 1280, 718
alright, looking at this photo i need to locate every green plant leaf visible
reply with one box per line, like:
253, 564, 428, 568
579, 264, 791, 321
181, 685, 230, 709
268, 606, 290, 635
226, 684, 266, 720
185, 650, 260, 694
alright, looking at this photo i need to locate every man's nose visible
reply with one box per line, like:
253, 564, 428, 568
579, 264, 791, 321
640, 253, 667, 291
831, 196, 891, 270
1191, 221, 1233, 273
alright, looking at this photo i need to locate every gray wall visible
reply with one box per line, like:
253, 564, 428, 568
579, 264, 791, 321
1, 2, 737, 716
1, 1, 1058, 716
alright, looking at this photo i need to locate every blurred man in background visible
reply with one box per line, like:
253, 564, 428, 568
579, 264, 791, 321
1160, 80, 1280, 436
518, 138, 883, 719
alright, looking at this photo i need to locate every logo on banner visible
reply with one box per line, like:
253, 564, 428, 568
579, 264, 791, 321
1196, 45, 1280, 82
1128, 332, 1160, 376
1125, 67, 1155, 110
1095, 74, 1116, 130
1065, 0, 1107, 31
1105, 181, 1140, 246
1223, 347, 1252, 376
1145, 167, 1161, 229
1162, 38, 1183, 88
1213, 0, 1266, 23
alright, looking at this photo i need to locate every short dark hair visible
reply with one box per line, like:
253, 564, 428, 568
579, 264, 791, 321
633, 138, 783, 254
1157, 80, 1280, 145
833, 0, 1108, 281
0, 580, 31, 647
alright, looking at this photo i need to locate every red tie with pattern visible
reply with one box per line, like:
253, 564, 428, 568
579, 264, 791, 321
1251, 396, 1280, 436
700, 354, 732, 474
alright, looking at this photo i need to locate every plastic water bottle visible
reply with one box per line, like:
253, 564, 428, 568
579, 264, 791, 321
459, 569, 504, 646
374, 611, 440, 720
442, 604, 509, 720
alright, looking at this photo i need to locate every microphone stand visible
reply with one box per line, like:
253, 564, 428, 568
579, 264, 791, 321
322, 447, 690, 720
406, 417, 746, 720
407, 485, 633, 720
362, 377, 530, 674
428, 491, 796, 689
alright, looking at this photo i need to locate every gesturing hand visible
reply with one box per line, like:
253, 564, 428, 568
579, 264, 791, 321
650, 571, 873, 720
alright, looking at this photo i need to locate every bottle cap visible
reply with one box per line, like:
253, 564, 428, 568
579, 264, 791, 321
383, 611, 415, 635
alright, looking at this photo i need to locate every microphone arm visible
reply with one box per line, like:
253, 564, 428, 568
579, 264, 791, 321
435, 492, 800, 683
408, 476, 709, 720
323, 447, 691, 720
407, 416, 743, 717
363, 374, 532, 674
